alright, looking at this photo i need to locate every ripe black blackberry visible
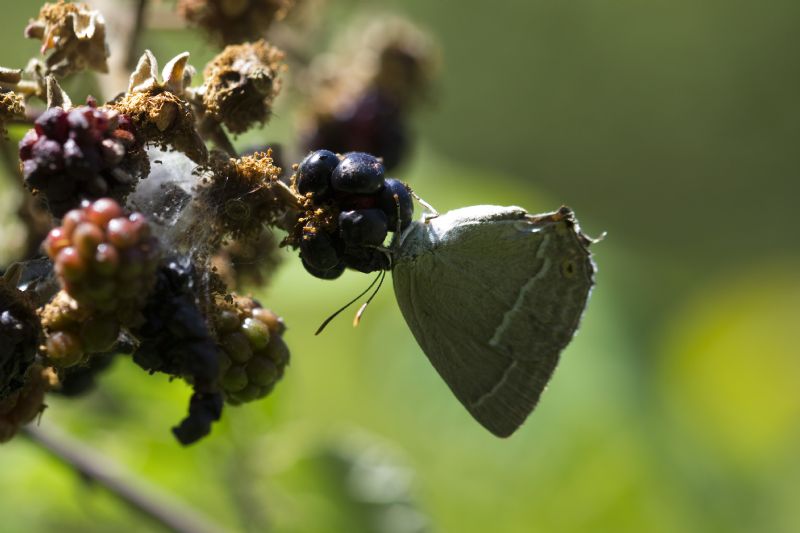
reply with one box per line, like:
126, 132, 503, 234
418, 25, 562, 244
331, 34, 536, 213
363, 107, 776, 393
213, 295, 289, 405
133, 260, 222, 445
290, 150, 413, 278
19, 104, 147, 218
43, 199, 161, 320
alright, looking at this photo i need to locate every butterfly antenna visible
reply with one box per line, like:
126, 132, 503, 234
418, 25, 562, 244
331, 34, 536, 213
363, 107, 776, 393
408, 187, 439, 218
353, 269, 387, 328
315, 270, 383, 335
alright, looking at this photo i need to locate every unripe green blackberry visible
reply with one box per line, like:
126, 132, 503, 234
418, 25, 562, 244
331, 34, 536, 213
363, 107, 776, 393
44, 199, 161, 321
39, 290, 121, 369
212, 295, 289, 405
19, 104, 147, 217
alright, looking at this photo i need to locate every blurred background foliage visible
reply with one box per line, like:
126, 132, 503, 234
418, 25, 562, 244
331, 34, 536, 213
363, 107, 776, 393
1, 0, 799, 532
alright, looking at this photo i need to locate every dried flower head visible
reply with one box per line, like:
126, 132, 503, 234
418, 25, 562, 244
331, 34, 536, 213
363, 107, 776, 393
0, 90, 25, 138
198, 150, 285, 243
109, 51, 207, 163
177, 0, 294, 45
199, 40, 285, 134
24, 0, 109, 77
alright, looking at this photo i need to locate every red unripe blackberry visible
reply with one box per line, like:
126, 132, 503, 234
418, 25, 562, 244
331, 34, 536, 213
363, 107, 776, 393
45, 199, 161, 320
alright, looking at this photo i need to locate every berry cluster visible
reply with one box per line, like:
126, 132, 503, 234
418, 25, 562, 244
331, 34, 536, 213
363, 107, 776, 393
293, 150, 413, 279
43, 199, 161, 320
213, 295, 289, 405
19, 104, 145, 217
132, 261, 222, 445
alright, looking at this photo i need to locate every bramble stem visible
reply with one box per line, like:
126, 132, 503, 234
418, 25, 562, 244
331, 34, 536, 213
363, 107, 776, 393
126, 0, 149, 71
22, 424, 225, 533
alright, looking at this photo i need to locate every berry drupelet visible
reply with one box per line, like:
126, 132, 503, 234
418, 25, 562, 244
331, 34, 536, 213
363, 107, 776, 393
291, 150, 414, 279
19, 104, 146, 218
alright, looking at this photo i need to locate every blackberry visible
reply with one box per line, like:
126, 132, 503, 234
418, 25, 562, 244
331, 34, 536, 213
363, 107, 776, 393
342, 246, 391, 274
331, 152, 385, 194
299, 228, 344, 272
300, 257, 346, 280
19, 105, 146, 218
40, 290, 120, 369
295, 150, 338, 200
213, 295, 289, 405
132, 260, 222, 445
44, 199, 161, 319
377, 178, 414, 232
339, 209, 388, 247
0, 276, 40, 401
132, 261, 219, 386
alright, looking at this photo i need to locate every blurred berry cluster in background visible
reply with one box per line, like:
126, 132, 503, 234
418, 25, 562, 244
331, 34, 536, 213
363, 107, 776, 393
1, 0, 799, 532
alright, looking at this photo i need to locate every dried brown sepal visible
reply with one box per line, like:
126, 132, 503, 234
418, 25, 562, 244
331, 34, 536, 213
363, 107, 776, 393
199, 40, 285, 134
109, 51, 207, 163
24, 0, 109, 77
0, 364, 58, 443
197, 150, 284, 244
282, 195, 339, 251
177, 0, 294, 46
0, 90, 25, 138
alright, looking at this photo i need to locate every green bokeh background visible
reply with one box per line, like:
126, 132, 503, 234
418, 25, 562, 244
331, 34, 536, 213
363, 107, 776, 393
1, 0, 799, 532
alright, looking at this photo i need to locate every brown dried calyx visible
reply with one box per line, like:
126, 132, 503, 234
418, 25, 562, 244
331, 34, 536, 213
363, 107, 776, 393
24, 0, 109, 77
198, 40, 286, 135
0, 90, 25, 138
197, 150, 286, 243
177, 0, 294, 45
109, 51, 207, 163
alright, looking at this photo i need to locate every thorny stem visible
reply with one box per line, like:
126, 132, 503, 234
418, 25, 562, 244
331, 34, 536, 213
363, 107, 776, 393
22, 424, 225, 533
